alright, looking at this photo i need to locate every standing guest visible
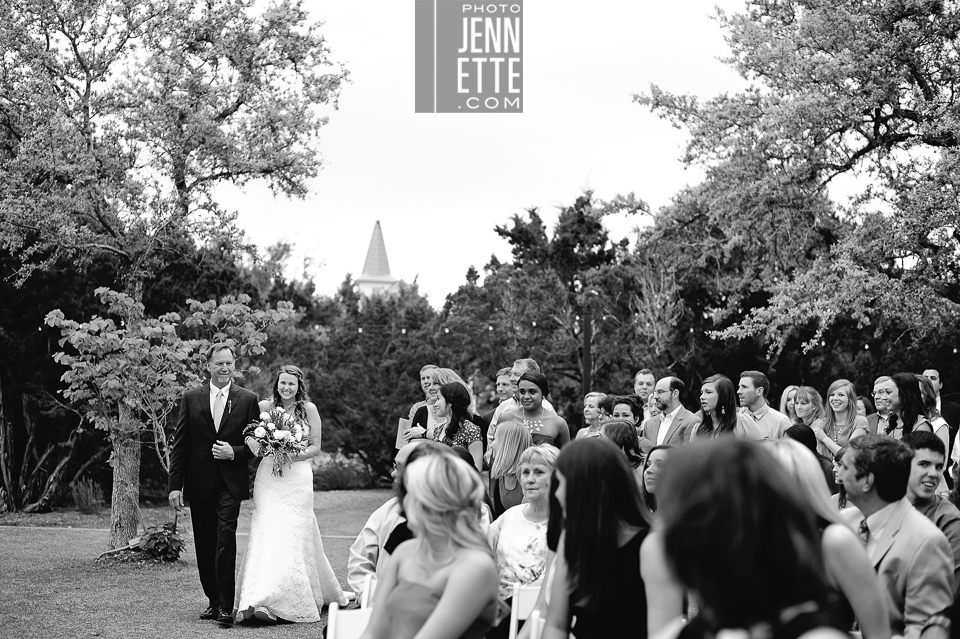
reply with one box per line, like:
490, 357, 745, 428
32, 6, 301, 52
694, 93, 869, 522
794, 386, 826, 427
408, 364, 439, 419
690, 374, 763, 441
577, 392, 607, 439
639, 444, 674, 515
499, 372, 571, 449
785, 423, 838, 494
738, 370, 793, 439
611, 395, 643, 430
646, 393, 661, 420
902, 432, 960, 598
919, 376, 952, 466
488, 421, 533, 519
542, 439, 684, 639
765, 440, 892, 639
597, 394, 615, 421
599, 420, 645, 487
780, 384, 800, 423
878, 373, 934, 440
430, 383, 484, 471
858, 395, 876, 419
634, 369, 657, 421
655, 439, 851, 639
487, 358, 557, 453
476, 367, 513, 454
404, 368, 474, 443
167, 343, 260, 626
837, 435, 953, 639
925, 369, 960, 457
868, 376, 895, 435
641, 377, 700, 450
487, 444, 560, 639
361, 454, 502, 639
813, 379, 869, 458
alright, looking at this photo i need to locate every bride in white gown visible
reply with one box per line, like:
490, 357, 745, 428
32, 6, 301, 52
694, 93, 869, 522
234, 365, 348, 623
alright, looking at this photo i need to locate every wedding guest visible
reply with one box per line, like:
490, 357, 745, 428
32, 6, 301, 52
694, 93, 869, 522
690, 374, 763, 441
611, 395, 643, 429
858, 395, 876, 419
919, 376, 952, 466
488, 421, 533, 519
738, 371, 793, 439
812, 379, 869, 458
541, 439, 683, 639
404, 367, 473, 442
361, 454, 502, 639
634, 369, 657, 421
431, 383, 484, 471
868, 376, 895, 435
499, 372, 570, 449
408, 364, 438, 419
924, 369, 960, 465
487, 444, 559, 639
878, 373, 934, 440
599, 420, 644, 486
487, 358, 557, 445
639, 444, 674, 515
656, 439, 852, 639
577, 392, 607, 439
167, 343, 260, 625
640, 377, 700, 451
837, 435, 953, 639
646, 393, 661, 419
794, 385, 826, 427
767, 439, 892, 639
902, 432, 960, 598
780, 384, 800, 423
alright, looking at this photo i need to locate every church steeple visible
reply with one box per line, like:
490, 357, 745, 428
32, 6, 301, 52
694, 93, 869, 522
356, 221, 399, 297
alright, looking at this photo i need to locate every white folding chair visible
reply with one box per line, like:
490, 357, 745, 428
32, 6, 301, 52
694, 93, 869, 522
326, 602, 373, 639
360, 573, 376, 609
508, 582, 542, 639
526, 610, 543, 639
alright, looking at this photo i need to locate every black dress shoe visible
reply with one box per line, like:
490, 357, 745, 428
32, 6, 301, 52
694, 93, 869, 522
199, 606, 219, 620
215, 610, 235, 626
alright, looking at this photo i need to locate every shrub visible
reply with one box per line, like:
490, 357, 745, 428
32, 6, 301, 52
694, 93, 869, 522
71, 478, 104, 514
313, 452, 374, 491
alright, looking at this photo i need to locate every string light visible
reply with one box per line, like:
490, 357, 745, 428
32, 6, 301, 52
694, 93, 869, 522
864, 344, 869, 350
444, 328, 450, 334
357, 327, 363, 334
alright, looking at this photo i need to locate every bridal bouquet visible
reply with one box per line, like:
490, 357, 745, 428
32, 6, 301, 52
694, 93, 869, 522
243, 408, 309, 477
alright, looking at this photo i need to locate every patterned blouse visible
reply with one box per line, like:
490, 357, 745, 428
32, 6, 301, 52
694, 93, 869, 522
489, 504, 549, 600
435, 418, 482, 448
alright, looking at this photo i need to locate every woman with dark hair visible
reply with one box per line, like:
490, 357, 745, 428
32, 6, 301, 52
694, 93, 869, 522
856, 395, 875, 418
432, 382, 484, 471
639, 444, 674, 514
876, 373, 932, 440
599, 419, 644, 485
655, 439, 849, 639
542, 439, 683, 638
404, 368, 474, 442
499, 372, 570, 449
611, 395, 643, 430
690, 374, 762, 440
234, 365, 347, 623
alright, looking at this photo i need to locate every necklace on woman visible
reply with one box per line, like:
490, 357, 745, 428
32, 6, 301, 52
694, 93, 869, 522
521, 407, 544, 434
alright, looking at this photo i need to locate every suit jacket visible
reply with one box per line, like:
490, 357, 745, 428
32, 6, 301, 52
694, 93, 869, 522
868, 498, 954, 639
640, 406, 700, 450
866, 412, 894, 436
167, 383, 260, 502
942, 400, 960, 458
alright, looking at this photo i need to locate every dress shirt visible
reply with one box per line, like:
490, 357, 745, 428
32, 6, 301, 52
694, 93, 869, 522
346, 497, 406, 597
864, 499, 902, 559
209, 381, 232, 431
657, 405, 682, 446
745, 404, 792, 440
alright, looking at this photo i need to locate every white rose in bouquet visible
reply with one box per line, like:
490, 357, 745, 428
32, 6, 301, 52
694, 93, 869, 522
259, 412, 271, 421
254, 426, 266, 438
266, 422, 276, 430
272, 429, 285, 440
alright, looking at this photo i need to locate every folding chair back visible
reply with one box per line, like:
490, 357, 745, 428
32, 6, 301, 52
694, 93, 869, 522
326, 602, 372, 639
508, 582, 541, 639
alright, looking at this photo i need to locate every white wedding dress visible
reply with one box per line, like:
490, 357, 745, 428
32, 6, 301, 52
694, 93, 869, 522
233, 451, 348, 622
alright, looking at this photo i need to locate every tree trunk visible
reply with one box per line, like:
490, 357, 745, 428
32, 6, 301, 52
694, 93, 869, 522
108, 405, 142, 548
0, 374, 13, 511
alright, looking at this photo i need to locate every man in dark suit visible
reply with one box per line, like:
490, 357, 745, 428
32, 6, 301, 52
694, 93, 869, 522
925, 369, 960, 456
639, 376, 700, 452
168, 343, 260, 626
867, 375, 894, 435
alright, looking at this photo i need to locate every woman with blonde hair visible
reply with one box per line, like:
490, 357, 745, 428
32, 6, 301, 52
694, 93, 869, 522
362, 454, 503, 639
488, 421, 534, 518
577, 392, 607, 439
813, 379, 868, 457
793, 386, 825, 427
766, 439, 891, 639
780, 385, 799, 423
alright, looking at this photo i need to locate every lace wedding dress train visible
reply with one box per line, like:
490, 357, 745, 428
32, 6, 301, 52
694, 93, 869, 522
233, 457, 347, 623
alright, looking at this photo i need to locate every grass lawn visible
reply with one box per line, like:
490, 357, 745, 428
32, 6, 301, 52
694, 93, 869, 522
0, 489, 393, 638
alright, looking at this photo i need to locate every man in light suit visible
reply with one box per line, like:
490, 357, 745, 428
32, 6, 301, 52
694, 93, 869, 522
168, 343, 260, 626
639, 377, 700, 451
839, 435, 953, 639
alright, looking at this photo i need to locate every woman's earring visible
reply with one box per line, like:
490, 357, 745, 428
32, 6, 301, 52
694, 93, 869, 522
721, 407, 726, 415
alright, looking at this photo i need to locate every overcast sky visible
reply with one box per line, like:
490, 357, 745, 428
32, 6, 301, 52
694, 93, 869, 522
218, 0, 747, 306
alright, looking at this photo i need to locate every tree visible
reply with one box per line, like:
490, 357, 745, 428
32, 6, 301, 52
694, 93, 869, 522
636, 0, 960, 357
1, 0, 344, 543
46, 289, 295, 548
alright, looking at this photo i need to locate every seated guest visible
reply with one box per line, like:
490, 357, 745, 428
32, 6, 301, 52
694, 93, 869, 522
813, 379, 869, 458
794, 385, 826, 427
488, 421, 533, 519
902, 432, 960, 598
640, 377, 700, 451
690, 374, 763, 441
577, 392, 607, 439
542, 439, 683, 639
487, 444, 559, 639
361, 454, 502, 639
639, 444, 674, 515
837, 435, 953, 639
768, 439, 892, 639
599, 420, 644, 487
655, 439, 853, 639
785, 423, 838, 494
346, 440, 442, 600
